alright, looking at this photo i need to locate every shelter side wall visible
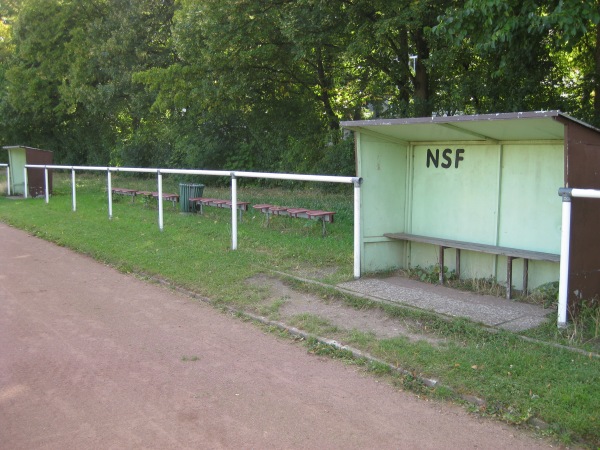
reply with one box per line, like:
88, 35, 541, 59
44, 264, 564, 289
568, 198, 600, 303
356, 132, 408, 272
25, 148, 53, 196
564, 121, 600, 302
7, 148, 26, 195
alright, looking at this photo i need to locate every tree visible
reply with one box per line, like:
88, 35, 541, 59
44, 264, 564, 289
0, 4, 17, 148
434, 0, 600, 123
2, 0, 176, 164
341, 0, 455, 118
135, 0, 350, 173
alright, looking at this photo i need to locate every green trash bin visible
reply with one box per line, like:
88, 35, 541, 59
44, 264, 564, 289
179, 183, 205, 212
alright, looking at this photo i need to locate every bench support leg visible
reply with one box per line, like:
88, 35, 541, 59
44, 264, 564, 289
438, 246, 446, 284
506, 257, 514, 300
522, 259, 529, 296
455, 249, 461, 279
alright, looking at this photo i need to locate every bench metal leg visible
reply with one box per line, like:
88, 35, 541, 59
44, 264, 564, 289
522, 259, 529, 296
455, 249, 461, 279
506, 257, 513, 299
439, 246, 446, 284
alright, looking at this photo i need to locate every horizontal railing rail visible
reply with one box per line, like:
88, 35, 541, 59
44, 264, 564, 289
23, 164, 363, 278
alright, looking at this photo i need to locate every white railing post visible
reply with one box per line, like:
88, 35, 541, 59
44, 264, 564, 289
6, 166, 10, 196
23, 167, 28, 199
16, 165, 362, 279
353, 178, 362, 279
557, 192, 571, 327
158, 170, 164, 231
107, 170, 113, 219
71, 168, 77, 211
231, 173, 238, 250
44, 167, 49, 204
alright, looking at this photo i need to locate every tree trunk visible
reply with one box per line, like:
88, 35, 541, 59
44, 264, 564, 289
315, 47, 339, 130
412, 29, 431, 117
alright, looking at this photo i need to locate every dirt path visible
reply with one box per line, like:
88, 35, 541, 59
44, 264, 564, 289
0, 223, 553, 449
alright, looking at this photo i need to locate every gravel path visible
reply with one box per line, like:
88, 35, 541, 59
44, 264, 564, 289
0, 223, 553, 449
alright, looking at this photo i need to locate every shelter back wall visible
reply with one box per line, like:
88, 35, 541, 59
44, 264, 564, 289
359, 135, 562, 288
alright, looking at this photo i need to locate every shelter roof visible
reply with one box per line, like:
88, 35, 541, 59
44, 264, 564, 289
340, 111, 600, 144
2, 146, 53, 153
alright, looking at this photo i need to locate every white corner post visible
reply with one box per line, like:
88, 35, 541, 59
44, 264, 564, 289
71, 168, 77, 211
44, 167, 49, 204
557, 189, 572, 328
107, 169, 113, 219
353, 178, 362, 279
231, 173, 238, 250
6, 166, 10, 196
157, 170, 164, 231
23, 167, 28, 199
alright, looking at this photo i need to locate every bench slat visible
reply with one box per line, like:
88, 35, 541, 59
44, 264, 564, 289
384, 232, 559, 262
306, 210, 335, 223
385, 231, 559, 299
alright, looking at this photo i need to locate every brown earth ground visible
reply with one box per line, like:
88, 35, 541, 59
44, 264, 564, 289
247, 274, 448, 345
1, 223, 558, 449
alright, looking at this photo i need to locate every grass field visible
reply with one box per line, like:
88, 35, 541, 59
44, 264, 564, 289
1, 172, 599, 447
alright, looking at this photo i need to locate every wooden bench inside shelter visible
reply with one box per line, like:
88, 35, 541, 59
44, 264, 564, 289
384, 232, 560, 299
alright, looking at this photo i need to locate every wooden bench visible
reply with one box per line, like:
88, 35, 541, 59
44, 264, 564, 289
152, 192, 179, 207
122, 190, 179, 207
111, 187, 138, 202
252, 204, 336, 236
189, 197, 250, 221
384, 232, 560, 299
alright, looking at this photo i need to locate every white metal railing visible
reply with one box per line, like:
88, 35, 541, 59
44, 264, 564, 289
557, 187, 600, 327
0, 163, 9, 195
23, 164, 363, 278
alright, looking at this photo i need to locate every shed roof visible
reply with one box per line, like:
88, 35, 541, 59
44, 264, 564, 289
2, 146, 53, 153
340, 111, 600, 143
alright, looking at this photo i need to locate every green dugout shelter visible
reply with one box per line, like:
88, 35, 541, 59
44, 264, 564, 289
341, 111, 600, 302
2, 146, 53, 197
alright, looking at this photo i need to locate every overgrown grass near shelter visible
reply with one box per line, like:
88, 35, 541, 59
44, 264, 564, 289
1, 172, 599, 447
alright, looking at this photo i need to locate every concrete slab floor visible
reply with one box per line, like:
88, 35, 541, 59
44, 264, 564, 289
337, 276, 553, 332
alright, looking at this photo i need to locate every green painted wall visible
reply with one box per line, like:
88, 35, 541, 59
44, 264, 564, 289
410, 144, 499, 242
497, 144, 562, 253
7, 148, 26, 195
359, 138, 562, 289
357, 132, 408, 272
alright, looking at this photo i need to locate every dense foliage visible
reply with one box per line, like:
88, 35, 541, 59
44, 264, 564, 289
1, 0, 599, 172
